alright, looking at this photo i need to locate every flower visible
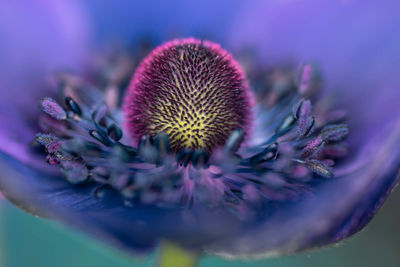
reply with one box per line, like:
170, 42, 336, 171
1, 0, 400, 260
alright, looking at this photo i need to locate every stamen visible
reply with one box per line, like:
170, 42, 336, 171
249, 143, 279, 164
225, 128, 245, 154
301, 136, 324, 158
138, 135, 158, 163
321, 124, 349, 142
65, 96, 82, 116
154, 132, 171, 158
192, 149, 209, 169
107, 124, 123, 141
33, 41, 350, 220
176, 149, 194, 167
89, 130, 112, 146
36, 133, 58, 148
61, 161, 89, 184
305, 159, 333, 178
40, 97, 67, 120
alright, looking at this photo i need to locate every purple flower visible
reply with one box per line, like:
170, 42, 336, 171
0, 0, 400, 260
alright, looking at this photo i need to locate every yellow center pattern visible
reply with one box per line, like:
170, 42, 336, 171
129, 40, 249, 152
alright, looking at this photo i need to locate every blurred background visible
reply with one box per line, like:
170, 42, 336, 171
1, 1, 400, 266
2, 189, 400, 267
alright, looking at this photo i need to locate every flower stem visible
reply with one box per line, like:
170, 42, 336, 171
158, 241, 200, 267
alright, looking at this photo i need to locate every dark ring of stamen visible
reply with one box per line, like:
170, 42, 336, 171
35, 48, 349, 220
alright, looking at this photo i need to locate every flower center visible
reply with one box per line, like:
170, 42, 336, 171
123, 38, 252, 152
35, 44, 349, 215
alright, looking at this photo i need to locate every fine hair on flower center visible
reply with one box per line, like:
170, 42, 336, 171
124, 39, 252, 152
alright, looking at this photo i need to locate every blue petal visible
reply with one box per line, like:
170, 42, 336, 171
0, 150, 160, 252
81, 0, 246, 45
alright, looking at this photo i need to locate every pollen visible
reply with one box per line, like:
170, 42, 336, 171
123, 38, 253, 152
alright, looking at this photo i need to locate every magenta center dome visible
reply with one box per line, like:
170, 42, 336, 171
123, 38, 253, 152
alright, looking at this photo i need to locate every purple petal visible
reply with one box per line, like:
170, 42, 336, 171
0, 0, 399, 258
0, 150, 157, 252
0, 0, 90, 168
0, 150, 245, 254
229, 0, 400, 138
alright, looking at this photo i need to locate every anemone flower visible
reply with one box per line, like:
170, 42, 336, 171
1, 1, 400, 266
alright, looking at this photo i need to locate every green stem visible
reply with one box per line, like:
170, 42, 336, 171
158, 241, 200, 267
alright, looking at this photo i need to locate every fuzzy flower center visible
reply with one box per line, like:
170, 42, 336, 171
123, 38, 252, 152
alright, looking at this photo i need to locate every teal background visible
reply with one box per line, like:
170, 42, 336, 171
1, 188, 400, 267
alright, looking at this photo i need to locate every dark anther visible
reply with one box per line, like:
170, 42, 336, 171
299, 116, 315, 138
296, 99, 312, 120
293, 99, 305, 120
107, 124, 123, 141
176, 149, 194, 167
155, 132, 171, 157
250, 143, 279, 164
115, 144, 137, 162
321, 124, 349, 142
192, 149, 209, 169
138, 135, 153, 150
52, 150, 73, 161
301, 136, 324, 158
306, 159, 333, 178
138, 135, 158, 163
276, 115, 296, 134
89, 129, 112, 146
36, 133, 58, 147
65, 96, 82, 116
225, 128, 244, 153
